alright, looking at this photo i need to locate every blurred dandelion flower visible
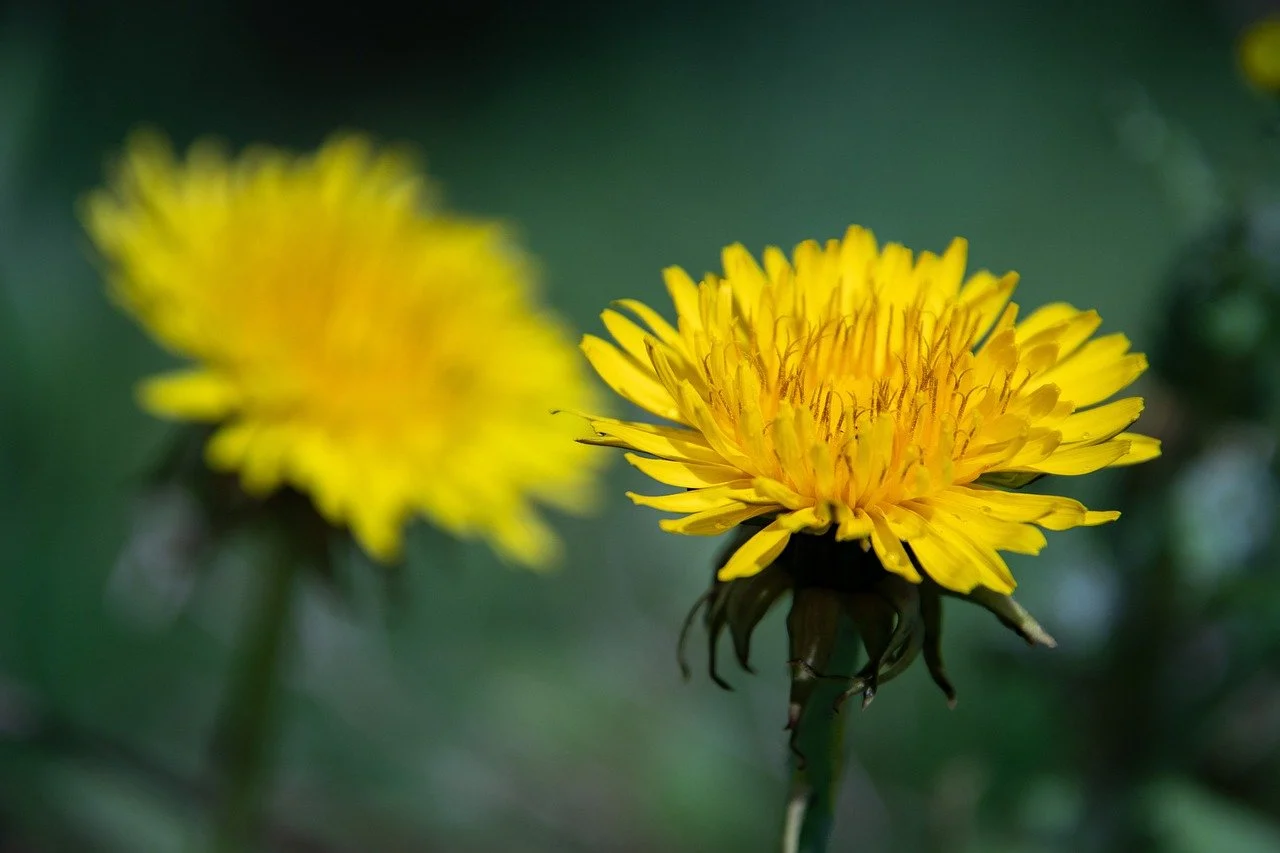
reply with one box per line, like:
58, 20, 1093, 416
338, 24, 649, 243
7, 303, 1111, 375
1239, 17, 1280, 92
582, 227, 1159, 594
86, 133, 602, 566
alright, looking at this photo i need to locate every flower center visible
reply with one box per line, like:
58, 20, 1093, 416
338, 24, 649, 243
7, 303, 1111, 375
702, 292, 1042, 508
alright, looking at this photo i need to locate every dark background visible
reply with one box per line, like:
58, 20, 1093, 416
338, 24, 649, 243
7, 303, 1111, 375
2, 1, 1280, 850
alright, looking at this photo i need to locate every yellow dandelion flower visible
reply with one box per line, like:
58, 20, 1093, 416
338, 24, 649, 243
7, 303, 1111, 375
580, 227, 1160, 594
1240, 17, 1280, 91
85, 132, 603, 566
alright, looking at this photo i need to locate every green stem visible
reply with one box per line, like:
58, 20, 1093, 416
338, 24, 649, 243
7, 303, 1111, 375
208, 545, 299, 853
782, 616, 861, 853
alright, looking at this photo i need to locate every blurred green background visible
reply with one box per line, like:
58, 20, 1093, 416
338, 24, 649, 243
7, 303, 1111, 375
3, 0, 1280, 850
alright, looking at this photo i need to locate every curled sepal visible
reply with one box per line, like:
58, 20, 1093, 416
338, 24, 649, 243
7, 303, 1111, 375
704, 585, 735, 690
672, 527, 1061, 752
950, 586, 1058, 648
726, 565, 793, 674
834, 574, 925, 710
919, 583, 958, 708
677, 589, 714, 681
873, 611, 925, 689
785, 587, 847, 766
868, 575, 925, 685
834, 573, 926, 706
676, 526, 759, 690
839, 593, 894, 708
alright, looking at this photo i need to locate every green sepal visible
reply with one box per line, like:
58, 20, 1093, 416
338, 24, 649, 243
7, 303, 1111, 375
946, 585, 1058, 647
919, 583, 958, 707
727, 566, 793, 673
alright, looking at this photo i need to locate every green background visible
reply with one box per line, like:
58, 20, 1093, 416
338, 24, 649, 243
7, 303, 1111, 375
2, 1, 1279, 850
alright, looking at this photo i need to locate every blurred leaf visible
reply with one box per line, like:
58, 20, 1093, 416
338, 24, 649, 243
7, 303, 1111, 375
1147, 778, 1280, 853
51, 759, 196, 853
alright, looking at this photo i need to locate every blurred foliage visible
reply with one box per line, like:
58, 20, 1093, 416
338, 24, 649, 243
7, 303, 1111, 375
2, 0, 1280, 851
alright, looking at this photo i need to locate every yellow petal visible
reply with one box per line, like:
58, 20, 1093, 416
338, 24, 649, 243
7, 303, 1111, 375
139, 369, 240, 420
1027, 439, 1130, 475
601, 308, 657, 365
927, 520, 1016, 593
624, 453, 746, 488
626, 484, 760, 512
673, 380, 756, 471
491, 510, 560, 569
663, 266, 703, 333
659, 502, 776, 535
1044, 332, 1131, 374
1041, 333, 1148, 407
938, 485, 1089, 526
718, 519, 792, 580
1001, 430, 1063, 469
833, 503, 874, 541
206, 421, 256, 471
932, 237, 968, 300
348, 503, 405, 564
1063, 353, 1149, 408
615, 298, 682, 348
935, 505, 1047, 555
1049, 309, 1103, 361
868, 509, 920, 582
883, 503, 928, 539
752, 477, 813, 510
581, 417, 722, 463
959, 271, 1019, 344
777, 503, 833, 532
1111, 432, 1161, 466
1086, 510, 1121, 525
580, 335, 681, 421
233, 428, 287, 495
906, 522, 981, 593
1014, 302, 1079, 342
721, 242, 768, 311
1056, 397, 1144, 443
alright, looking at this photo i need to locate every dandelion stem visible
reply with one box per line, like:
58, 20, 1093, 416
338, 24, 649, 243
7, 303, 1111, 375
208, 542, 299, 853
781, 617, 860, 853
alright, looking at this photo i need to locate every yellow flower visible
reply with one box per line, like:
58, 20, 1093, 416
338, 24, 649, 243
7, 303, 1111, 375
1240, 17, 1280, 91
86, 133, 603, 566
580, 227, 1160, 594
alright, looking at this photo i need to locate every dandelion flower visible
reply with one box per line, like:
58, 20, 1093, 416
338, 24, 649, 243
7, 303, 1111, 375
580, 226, 1159, 594
86, 133, 602, 566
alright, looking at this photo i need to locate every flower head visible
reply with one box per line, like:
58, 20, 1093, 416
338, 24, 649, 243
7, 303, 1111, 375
86, 133, 602, 566
581, 227, 1159, 594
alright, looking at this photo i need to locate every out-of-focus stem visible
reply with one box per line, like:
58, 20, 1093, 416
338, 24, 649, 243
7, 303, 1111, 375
208, 545, 298, 853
